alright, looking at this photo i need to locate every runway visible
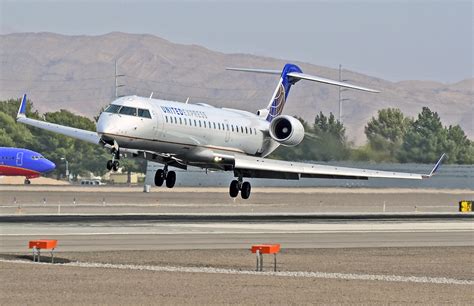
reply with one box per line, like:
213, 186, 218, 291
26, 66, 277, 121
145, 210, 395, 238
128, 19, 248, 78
1, 217, 472, 252
1, 187, 473, 304
1, 187, 472, 252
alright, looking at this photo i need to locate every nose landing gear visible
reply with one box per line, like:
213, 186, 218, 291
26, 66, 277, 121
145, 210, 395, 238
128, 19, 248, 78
154, 165, 176, 188
106, 146, 120, 172
229, 177, 251, 199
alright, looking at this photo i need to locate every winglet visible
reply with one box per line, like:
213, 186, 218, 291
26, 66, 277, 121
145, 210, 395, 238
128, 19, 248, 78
423, 153, 446, 178
17, 94, 27, 118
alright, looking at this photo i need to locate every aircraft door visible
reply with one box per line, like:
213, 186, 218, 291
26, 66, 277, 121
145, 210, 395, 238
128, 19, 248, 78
224, 119, 230, 142
16, 152, 23, 166
153, 109, 165, 139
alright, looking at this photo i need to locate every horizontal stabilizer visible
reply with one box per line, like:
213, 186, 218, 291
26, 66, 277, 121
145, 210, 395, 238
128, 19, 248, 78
287, 72, 379, 93
226, 65, 379, 93
225, 67, 281, 75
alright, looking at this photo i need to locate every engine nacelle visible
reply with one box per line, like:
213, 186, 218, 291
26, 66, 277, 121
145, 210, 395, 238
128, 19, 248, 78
269, 115, 305, 147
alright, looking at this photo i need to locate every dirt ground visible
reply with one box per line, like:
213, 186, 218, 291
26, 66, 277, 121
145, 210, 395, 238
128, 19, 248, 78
1, 247, 473, 305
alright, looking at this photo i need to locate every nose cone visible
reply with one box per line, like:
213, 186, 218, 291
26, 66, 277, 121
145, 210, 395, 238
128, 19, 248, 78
97, 113, 116, 135
42, 159, 56, 173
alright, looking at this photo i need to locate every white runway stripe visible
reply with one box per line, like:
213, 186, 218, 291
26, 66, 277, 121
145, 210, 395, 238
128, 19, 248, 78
1, 259, 472, 285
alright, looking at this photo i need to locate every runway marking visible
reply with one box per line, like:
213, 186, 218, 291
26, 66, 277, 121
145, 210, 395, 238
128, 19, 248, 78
1, 259, 472, 285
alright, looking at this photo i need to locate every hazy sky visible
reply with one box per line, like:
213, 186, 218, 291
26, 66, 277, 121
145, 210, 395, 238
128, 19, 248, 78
1, 0, 472, 83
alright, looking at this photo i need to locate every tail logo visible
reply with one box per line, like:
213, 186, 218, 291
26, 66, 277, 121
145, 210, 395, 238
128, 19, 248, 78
266, 82, 286, 121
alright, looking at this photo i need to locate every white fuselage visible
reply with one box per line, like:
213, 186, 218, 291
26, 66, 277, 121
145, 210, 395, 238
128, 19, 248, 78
96, 96, 279, 168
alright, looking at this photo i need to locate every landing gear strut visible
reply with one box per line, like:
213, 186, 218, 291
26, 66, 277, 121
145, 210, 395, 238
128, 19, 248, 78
154, 165, 176, 188
229, 177, 251, 199
106, 147, 120, 172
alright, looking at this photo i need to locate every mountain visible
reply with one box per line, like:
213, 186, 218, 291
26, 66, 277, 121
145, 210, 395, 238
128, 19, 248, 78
0, 32, 472, 144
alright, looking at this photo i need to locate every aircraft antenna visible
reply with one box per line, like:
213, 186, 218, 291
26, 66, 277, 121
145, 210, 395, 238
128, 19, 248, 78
115, 60, 125, 98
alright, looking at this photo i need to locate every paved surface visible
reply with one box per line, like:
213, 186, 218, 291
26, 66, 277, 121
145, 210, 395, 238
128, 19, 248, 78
1, 186, 472, 215
1, 219, 472, 252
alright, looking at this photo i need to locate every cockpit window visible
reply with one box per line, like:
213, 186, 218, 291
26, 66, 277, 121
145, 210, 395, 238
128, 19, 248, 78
104, 104, 121, 114
138, 109, 151, 119
119, 106, 137, 116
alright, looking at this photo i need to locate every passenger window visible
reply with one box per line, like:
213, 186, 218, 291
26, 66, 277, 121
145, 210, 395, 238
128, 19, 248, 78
179, 118, 182, 125
204, 121, 207, 128
199, 120, 202, 127
174, 117, 177, 124
194, 120, 197, 126
165, 116, 168, 123
138, 109, 151, 118
119, 106, 137, 116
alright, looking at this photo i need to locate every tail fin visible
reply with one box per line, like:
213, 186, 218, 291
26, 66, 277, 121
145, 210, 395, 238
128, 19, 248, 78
265, 64, 302, 121
227, 63, 379, 122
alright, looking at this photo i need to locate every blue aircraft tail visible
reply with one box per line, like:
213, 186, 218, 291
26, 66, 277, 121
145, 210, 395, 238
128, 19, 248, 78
265, 64, 302, 122
226, 63, 379, 122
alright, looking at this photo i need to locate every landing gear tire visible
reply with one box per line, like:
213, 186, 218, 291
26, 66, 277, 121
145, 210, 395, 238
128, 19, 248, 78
240, 181, 251, 199
106, 160, 113, 171
112, 161, 120, 172
154, 169, 165, 186
229, 180, 239, 198
165, 171, 176, 188
24, 179, 31, 185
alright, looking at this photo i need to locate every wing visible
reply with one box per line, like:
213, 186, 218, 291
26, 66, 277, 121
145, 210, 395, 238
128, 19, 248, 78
233, 154, 446, 180
16, 94, 101, 144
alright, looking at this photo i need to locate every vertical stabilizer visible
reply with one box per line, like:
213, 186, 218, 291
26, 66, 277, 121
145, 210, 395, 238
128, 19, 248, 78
265, 64, 302, 122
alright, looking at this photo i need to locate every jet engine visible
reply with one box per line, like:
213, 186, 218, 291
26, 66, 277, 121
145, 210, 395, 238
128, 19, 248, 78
269, 115, 305, 146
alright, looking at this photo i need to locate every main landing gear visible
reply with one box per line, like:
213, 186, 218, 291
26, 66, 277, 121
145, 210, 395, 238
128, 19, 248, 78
229, 177, 251, 199
154, 165, 176, 188
24, 178, 31, 185
106, 147, 120, 172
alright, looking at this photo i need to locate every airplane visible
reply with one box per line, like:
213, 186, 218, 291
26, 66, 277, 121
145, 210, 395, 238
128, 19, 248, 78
16, 63, 445, 198
0, 147, 56, 184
